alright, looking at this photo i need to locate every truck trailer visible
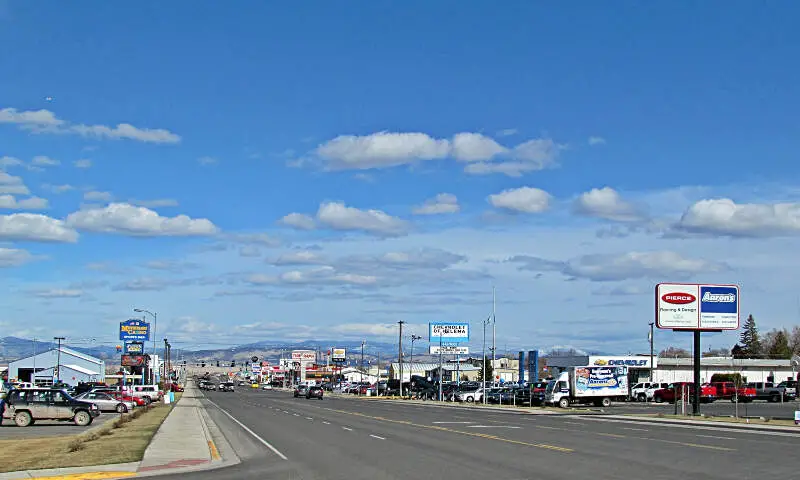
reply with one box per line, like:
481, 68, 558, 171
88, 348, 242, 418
545, 365, 628, 408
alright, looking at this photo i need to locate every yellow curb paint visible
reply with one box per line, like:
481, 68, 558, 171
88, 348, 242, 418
28, 472, 136, 480
208, 440, 221, 460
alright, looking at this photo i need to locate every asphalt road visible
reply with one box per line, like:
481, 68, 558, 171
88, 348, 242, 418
602, 399, 800, 418
145, 387, 800, 480
0, 412, 114, 439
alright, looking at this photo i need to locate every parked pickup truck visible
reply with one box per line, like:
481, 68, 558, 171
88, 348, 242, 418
748, 382, 796, 402
710, 382, 755, 402
653, 382, 717, 403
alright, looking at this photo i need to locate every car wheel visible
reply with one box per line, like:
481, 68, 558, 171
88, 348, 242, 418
637, 393, 646, 402
143, 396, 152, 405
116, 403, 128, 413
771, 394, 780, 403
74, 410, 92, 426
654, 396, 663, 403
558, 397, 570, 409
14, 411, 32, 427
601, 397, 611, 408
466, 396, 474, 403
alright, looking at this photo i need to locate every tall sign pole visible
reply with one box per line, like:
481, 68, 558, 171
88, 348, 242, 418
648, 322, 655, 382
491, 286, 496, 387
398, 320, 405, 397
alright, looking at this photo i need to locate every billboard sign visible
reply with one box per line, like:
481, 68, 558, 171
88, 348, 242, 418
429, 322, 469, 343
590, 356, 656, 369
124, 342, 144, 354
291, 350, 316, 362
656, 283, 739, 330
119, 319, 150, 341
121, 354, 147, 367
429, 345, 470, 355
251, 363, 261, 373
331, 348, 346, 362
574, 366, 628, 397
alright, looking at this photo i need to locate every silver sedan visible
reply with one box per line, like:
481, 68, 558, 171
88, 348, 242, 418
74, 391, 136, 413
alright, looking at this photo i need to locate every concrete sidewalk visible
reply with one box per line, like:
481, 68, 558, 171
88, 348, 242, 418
0, 382, 236, 480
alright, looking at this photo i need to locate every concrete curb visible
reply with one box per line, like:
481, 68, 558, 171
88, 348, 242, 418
590, 413, 800, 434
337, 394, 565, 415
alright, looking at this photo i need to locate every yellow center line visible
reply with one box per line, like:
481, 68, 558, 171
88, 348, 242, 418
321, 407, 573, 453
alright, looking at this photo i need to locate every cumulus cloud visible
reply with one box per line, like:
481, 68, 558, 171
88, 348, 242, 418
412, 193, 460, 215
65, 203, 218, 237
31, 289, 83, 298
278, 212, 316, 230
0, 213, 78, 242
588, 136, 606, 146
0, 195, 49, 210
269, 250, 327, 266
73, 159, 92, 168
143, 260, 200, 273
574, 187, 645, 222
83, 191, 113, 202
31, 155, 60, 167
0, 107, 181, 144
228, 233, 281, 247
245, 266, 378, 287
507, 250, 725, 282
0, 171, 30, 195
309, 131, 563, 177
127, 198, 179, 208
316, 201, 409, 237
674, 198, 800, 237
0, 156, 23, 168
487, 186, 551, 213
0, 247, 36, 267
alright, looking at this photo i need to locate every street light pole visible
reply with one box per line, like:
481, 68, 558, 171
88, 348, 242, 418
648, 322, 655, 382
410, 334, 422, 398
398, 321, 405, 397
360, 340, 366, 396
54, 337, 65, 384
482, 315, 490, 405
492, 286, 496, 389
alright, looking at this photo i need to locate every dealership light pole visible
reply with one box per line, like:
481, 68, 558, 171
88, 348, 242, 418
648, 322, 655, 382
134, 308, 157, 383
54, 337, 65, 384
482, 315, 491, 405
410, 334, 422, 395
360, 340, 366, 395
492, 286, 496, 388
398, 320, 405, 397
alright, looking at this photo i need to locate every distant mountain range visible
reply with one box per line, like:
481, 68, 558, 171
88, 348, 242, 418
1, 336, 609, 364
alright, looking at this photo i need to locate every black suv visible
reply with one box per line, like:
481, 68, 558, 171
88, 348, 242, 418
1, 388, 100, 427
306, 385, 324, 400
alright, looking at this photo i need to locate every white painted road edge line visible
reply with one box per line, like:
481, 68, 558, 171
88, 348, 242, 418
323, 421, 331, 425
343, 426, 353, 431
206, 398, 289, 461
370, 434, 386, 440
433, 421, 473, 424
466, 425, 521, 429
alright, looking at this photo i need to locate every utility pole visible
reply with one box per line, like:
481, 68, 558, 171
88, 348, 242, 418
164, 338, 170, 388
492, 286, 496, 389
398, 320, 405, 397
648, 322, 655, 382
438, 333, 443, 402
482, 315, 490, 405
32, 338, 37, 385
360, 340, 366, 396
410, 334, 422, 397
54, 337, 65, 384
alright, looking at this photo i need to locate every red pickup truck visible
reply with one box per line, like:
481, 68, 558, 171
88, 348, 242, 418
710, 382, 755, 402
653, 382, 717, 403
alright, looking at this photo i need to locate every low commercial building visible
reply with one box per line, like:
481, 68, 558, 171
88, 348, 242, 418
654, 357, 799, 384
390, 363, 481, 382
545, 355, 657, 384
7, 347, 105, 386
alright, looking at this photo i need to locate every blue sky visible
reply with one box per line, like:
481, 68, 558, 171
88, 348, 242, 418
1, 2, 799, 355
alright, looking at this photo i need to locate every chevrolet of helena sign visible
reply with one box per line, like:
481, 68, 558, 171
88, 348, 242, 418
429, 322, 470, 342
593, 359, 648, 367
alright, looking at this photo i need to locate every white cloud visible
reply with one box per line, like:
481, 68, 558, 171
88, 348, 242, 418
278, 212, 316, 230
675, 198, 800, 237
0, 247, 35, 267
0, 171, 29, 195
0, 213, 78, 242
508, 250, 725, 282
31, 289, 83, 298
311, 131, 562, 176
31, 155, 60, 167
270, 250, 327, 266
0, 156, 23, 168
228, 233, 281, 247
0, 195, 48, 210
143, 260, 199, 273
177, 317, 217, 334
316, 132, 451, 170
574, 187, 645, 222
42, 184, 74, 194
451, 133, 506, 161
73, 159, 92, 168
246, 266, 378, 287
496, 128, 518, 137
65, 203, 219, 237
197, 156, 218, 165
238, 245, 262, 257
487, 186, 551, 213
412, 193, 460, 215
83, 191, 113, 202
127, 198, 179, 208
588, 136, 606, 146
0, 107, 181, 144
317, 201, 409, 237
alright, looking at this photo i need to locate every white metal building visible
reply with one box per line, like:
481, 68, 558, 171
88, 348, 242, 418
7, 347, 105, 386
653, 357, 799, 384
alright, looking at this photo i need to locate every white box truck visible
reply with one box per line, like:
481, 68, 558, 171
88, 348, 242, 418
545, 365, 628, 408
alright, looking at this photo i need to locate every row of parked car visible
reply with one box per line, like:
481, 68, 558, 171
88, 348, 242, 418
630, 381, 798, 403
0, 382, 168, 427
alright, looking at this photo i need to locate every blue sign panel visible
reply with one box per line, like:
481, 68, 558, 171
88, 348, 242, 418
120, 319, 150, 341
528, 350, 539, 383
125, 342, 144, 354
699, 284, 739, 330
428, 322, 469, 343
518, 351, 525, 385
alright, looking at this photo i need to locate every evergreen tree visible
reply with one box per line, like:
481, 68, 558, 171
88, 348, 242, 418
477, 356, 494, 382
739, 314, 762, 357
767, 329, 792, 359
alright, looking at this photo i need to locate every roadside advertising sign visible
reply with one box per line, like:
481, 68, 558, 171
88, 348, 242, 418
428, 322, 470, 343
251, 363, 260, 373
331, 348, 346, 362
124, 342, 144, 354
291, 350, 316, 361
656, 283, 739, 330
121, 354, 147, 367
429, 345, 469, 355
119, 319, 150, 341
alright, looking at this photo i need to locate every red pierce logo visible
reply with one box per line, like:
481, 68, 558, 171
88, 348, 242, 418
662, 293, 696, 304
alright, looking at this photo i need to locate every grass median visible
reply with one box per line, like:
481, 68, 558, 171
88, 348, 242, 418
0, 393, 181, 473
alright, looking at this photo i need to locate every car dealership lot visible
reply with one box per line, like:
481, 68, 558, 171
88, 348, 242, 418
0, 412, 115, 439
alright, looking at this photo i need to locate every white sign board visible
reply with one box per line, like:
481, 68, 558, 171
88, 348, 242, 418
430, 345, 469, 355
429, 322, 470, 342
656, 283, 739, 330
331, 348, 346, 361
291, 350, 316, 361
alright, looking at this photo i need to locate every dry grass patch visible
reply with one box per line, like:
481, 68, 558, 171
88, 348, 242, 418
0, 394, 181, 473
